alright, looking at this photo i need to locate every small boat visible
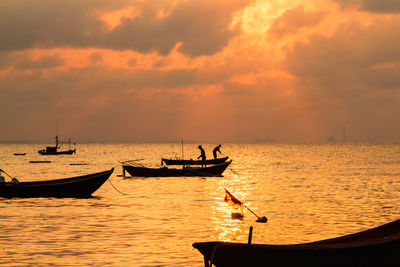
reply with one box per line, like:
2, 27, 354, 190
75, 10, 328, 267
30, 160, 52, 164
161, 156, 229, 166
193, 219, 400, 267
0, 168, 113, 198
38, 136, 76, 155
13, 153, 26, 156
123, 160, 232, 177
38, 148, 75, 155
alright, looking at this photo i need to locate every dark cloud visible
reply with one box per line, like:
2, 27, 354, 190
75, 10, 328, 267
337, 0, 400, 13
0, 1, 105, 51
101, 0, 250, 56
268, 6, 326, 39
0, 0, 249, 57
287, 20, 400, 88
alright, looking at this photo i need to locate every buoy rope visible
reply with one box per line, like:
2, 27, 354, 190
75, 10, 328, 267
108, 178, 128, 195
229, 166, 240, 175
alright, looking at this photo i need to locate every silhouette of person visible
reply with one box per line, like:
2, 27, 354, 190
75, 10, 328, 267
213, 144, 222, 159
197, 145, 206, 167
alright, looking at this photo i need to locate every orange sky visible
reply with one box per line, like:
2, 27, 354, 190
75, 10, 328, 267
1, 0, 400, 143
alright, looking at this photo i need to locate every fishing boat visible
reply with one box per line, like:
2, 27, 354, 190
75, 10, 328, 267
122, 160, 232, 177
13, 153, 26, 156
38, 136, 76, 155
193, 219, 400, 267
161, 156, 229, 166
0, 168, 113, 198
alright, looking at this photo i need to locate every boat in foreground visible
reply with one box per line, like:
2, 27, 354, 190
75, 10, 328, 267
193, 219, 400, 267
0, 168, 114, 198
123, 160, 232, 177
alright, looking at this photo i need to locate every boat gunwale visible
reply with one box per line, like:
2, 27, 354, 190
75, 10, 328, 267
0, 168, 114, 187
161, 156, 229, 165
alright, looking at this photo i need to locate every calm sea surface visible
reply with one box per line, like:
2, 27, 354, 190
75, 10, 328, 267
1, 143, 399, 266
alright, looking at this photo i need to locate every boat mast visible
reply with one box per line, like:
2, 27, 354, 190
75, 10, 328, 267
56, 120, 59, 148
181, 140, 184, 159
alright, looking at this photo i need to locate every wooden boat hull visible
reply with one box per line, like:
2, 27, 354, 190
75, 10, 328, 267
38, 149, 76, 155
123, 160, 232, 177
193, 219, 400, 267
161, 157, 229, 166
0, 168, 114, 198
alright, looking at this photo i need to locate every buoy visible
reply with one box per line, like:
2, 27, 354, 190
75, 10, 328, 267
256, 216, 268, 223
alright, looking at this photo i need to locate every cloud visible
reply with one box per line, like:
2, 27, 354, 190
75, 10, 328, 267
0, 0, 249, 57
2, 0, 400, 142
13, 54, 65, 70
0, 60, 221, 141
336, 0, 400, 13
0, 1, 105, 51
285, 17, 400, 141
268, 6, 326, 39
287, 19, 400, 88
104, 0, 250, 56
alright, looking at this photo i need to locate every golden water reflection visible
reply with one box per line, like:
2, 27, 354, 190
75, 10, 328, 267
1, 143, 400, 266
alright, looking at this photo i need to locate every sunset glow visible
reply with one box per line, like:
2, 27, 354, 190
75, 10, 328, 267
1, 0, 400, 143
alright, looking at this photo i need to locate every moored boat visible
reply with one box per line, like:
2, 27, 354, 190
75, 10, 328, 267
123, 160, 232, 177
38, 136, 76, 155
38, 148, 75, 155
193, 219, 400, 267
161, 156, 229, 166
0, 168, 114, 198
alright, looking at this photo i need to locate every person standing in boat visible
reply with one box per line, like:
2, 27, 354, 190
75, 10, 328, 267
213, 144, 222, 159
197, 145, 206, 167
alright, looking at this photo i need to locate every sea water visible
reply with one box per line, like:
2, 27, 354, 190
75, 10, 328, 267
0, 143, 399, 266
